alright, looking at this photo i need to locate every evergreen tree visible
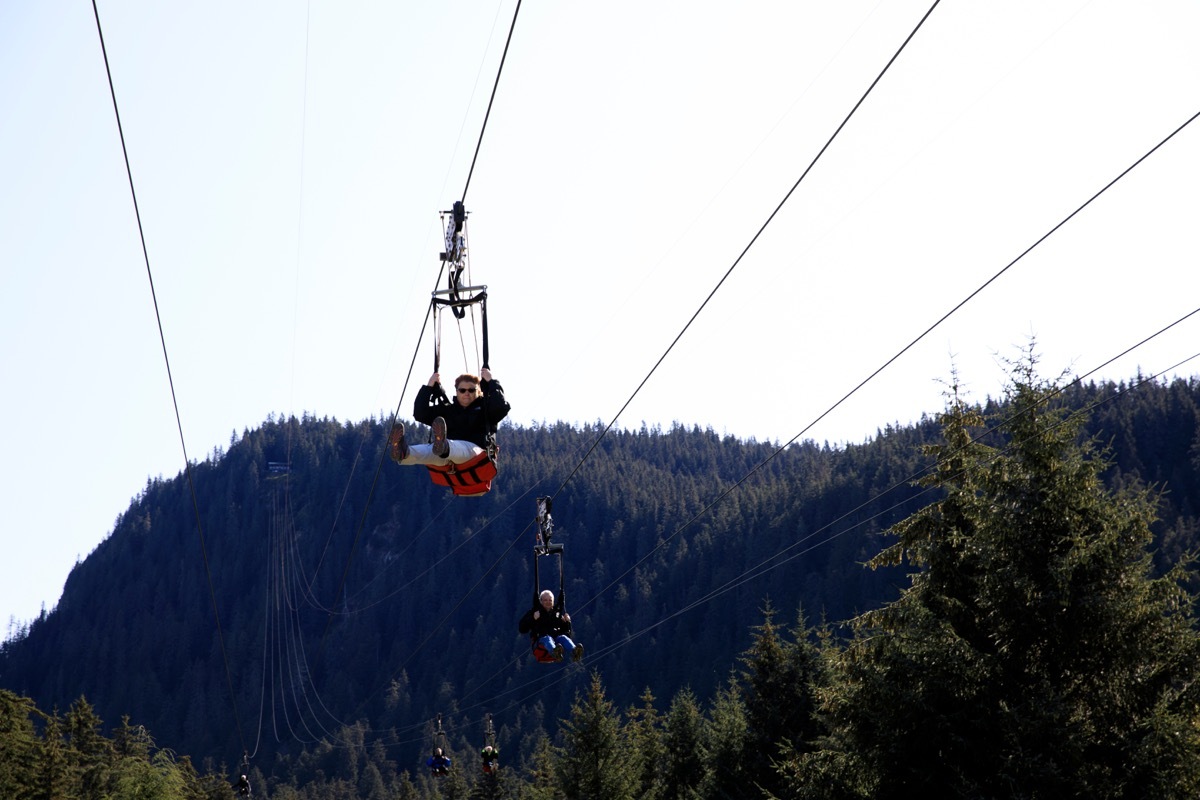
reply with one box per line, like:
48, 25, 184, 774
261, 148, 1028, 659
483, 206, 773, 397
171, 754, 211, 800
111, 748, 190, 799
0, 690, 39, 798
435, 759, 470, 800
35, 710, 72, 800
65, 697, 112, 800
113, 715, 154, 760
358, 761, 388, 800
662, 687, 706, 800
624, 687, 666, 800
738, 602, 825, 797
700, 682, 748, 800
783, 359, 1200, 798
468, 769, 500, 800
519, 732, 561, 800
394, 770, 420, 800
557, 672, 639, 800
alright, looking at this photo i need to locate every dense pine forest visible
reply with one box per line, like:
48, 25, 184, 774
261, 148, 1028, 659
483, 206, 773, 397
3, 361, 1200, 798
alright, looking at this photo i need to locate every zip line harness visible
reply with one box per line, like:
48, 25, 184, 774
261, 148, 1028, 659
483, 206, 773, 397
426, 202, 499, 496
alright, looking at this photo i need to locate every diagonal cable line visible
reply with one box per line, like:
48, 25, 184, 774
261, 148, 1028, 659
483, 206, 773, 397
461, 0, 523, 204
451, 344, 1200, 722
550, 0, 944, 500
90, 0, 247, 757
573, 101, 1200, 615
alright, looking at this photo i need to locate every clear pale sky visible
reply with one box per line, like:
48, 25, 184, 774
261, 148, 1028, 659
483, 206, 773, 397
2, 0, 1198, 631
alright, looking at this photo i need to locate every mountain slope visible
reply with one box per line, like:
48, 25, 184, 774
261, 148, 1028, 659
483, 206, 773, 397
2, 376, 1197, 771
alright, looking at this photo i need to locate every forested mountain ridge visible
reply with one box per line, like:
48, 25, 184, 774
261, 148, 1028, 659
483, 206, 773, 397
2, 374, 1199, 796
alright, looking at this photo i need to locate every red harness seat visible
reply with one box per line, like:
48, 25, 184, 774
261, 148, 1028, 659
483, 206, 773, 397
530, 636, 560, 664
426, 449, 498, 496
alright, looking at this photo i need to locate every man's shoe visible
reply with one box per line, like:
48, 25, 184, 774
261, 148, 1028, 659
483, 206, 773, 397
572, 643, 584, 663
554, 644, 564, 662
431, 417, 449, 458
388, 423, 409, 462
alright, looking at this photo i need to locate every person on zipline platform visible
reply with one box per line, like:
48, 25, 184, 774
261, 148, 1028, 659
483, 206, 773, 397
519, 590, 583, 663
389, 368, 510, 465
427, 748, 452, 777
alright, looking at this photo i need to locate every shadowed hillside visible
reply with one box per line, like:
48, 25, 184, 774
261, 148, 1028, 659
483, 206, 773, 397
2, 375, 1198, 783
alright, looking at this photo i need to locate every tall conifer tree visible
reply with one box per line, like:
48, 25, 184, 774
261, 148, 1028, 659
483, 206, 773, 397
557, 672, 639, 800
663, 687, 706, 800
782, 357, 1200, 798
624, 688, 666, 800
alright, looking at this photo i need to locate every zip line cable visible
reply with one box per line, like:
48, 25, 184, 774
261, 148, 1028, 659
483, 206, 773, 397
263, 484, 356, 748
652, 348, 1200, 629
252, 0, 361, 753
549, 0, 943, 501
689, 312, 1200, 600
626, 349, 1200, 643
363, 2, 506, 415
571, 105, 1200, 617
279, 499, 357, 739
308, 439, 364, 573
246, 486, 280, 761
270, 514, 323, 745
90, 0, 247, 760
461, 0, 523, 205
91, 0, 338, 760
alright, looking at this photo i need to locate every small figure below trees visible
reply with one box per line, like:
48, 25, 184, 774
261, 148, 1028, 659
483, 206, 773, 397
519, 590, 583, 663
234, 773, 251, 796
481, 744, 500, 774
427, 747, 451, 777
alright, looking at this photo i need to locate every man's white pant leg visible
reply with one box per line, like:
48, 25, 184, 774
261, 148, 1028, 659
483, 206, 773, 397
446, 439, 485, 462
400, 440, 484, 465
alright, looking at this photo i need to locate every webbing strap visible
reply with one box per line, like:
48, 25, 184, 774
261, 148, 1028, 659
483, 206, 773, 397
532, 512, 566, 610
432, 300, 441, 375
431, 291, 488, 374
427, 460, 496, 487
